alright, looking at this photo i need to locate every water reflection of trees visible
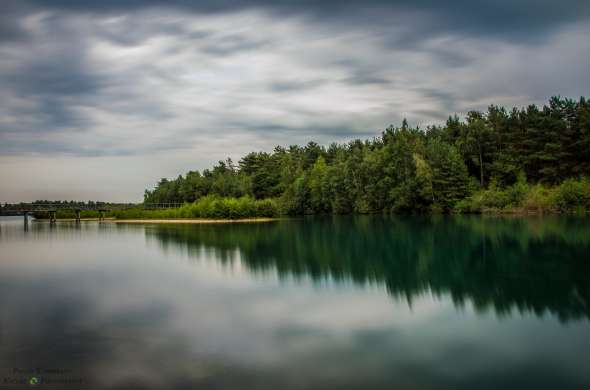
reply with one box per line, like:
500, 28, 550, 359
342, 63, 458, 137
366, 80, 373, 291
145, 216, 590, 322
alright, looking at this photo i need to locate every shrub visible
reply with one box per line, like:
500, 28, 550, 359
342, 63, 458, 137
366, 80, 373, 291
112, 196, 280, 220
554, 178, 590, 212
469, 187, 510, 210
506, 172, 528, 206
523, 184, 555, 213
454, 198, 477, 213
255, 198, 279, 217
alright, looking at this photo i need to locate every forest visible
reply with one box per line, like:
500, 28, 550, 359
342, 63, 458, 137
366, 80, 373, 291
143, 97, 590, 216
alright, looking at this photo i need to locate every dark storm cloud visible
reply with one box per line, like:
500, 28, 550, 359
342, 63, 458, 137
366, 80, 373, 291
331, 59, 393, 88
0, 0, 590, 201
0, 8, 106, 139
5, 0, 590, 43
0, 3, 29, 42
200, 34, 270, 56
269, 79, 327, 93
17, 60, 100, 97
413, 88, 459, 117
427, 47, 474, 68
233, 122, 376, 139
343, 75, 392, 86
96, 17, 203, 47
3, 56, 105, 132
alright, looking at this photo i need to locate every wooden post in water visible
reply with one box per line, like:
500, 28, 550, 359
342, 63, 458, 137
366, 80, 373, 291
23, 211, 28, 228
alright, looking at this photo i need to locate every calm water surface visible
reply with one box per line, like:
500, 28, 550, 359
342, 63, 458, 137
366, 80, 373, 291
0, 215, 589, 389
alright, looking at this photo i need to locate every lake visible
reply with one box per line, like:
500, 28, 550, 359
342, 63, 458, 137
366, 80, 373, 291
1, 215, 589, 389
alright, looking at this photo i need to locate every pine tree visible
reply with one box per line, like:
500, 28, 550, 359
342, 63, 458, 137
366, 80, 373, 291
427, 139, 470, 211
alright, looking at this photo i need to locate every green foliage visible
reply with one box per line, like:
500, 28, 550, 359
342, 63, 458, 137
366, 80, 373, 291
426, 139, 470, 211
390, 178, 431, 213
113, 196, 279, 220
279, 176, 309, 215
472, 185, 512, 210
308, 156, 331, 213
140, 96, 590, 216
554, 178, 590, 212
454, 178, 590, 214
457, 111, 494, 187
507, 171, 529, 206
523, 184, 556, 213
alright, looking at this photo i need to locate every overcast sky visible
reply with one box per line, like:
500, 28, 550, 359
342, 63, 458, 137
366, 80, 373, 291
1, 0, 589, 202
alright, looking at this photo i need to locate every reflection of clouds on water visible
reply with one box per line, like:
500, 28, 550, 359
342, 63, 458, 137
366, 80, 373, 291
0, 216, 590, 389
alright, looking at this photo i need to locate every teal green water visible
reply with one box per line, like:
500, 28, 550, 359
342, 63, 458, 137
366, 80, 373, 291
0, 216, 589, 389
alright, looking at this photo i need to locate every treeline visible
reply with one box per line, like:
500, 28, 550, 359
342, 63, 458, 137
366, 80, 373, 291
145, 97, 590, 214
1, 200, 137, 209
1, 200, 110, 210
0, 201, 136, 218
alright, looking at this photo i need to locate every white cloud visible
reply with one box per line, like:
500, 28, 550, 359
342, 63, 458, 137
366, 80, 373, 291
1, 7, 589, 201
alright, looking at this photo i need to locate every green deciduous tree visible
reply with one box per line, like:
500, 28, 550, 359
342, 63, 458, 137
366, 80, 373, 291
142, 96, 590, 215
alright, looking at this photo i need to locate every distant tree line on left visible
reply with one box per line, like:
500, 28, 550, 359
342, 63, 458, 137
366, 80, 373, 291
1, 200, 131, 209
0, 201, 135, 217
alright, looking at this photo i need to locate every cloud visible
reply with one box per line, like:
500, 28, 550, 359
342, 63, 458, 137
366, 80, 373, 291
8, 0, 590, 41
0, 0, 589, 200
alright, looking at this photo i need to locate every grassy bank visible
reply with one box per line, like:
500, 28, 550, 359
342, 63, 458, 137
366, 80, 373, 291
455, 178, 590, 214
111, 196, 279, 220
113, 218, 276, 224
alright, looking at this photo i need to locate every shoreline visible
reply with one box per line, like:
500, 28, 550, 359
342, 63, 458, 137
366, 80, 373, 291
30, 217, 277, 224
110, 217, 277, 224
32, 217, 116, 222
471, 208, 589, 216
25, 210, 588, 223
